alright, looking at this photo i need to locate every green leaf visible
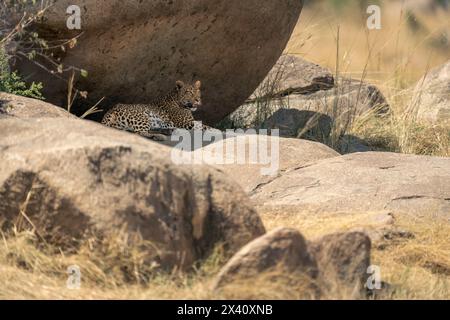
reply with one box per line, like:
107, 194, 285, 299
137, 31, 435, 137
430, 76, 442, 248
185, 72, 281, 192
80, 69, 88, 78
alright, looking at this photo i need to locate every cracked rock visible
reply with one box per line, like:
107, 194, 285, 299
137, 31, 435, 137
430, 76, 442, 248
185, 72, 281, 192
202, 135, 339, 193
252, 152, 450, 218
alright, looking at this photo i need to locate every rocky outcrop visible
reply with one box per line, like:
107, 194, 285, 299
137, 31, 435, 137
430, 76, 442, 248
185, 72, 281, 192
412, 60, 450, 126
13, 0, 303, 124
251, 152, 450, 218
225, 55, 388, 137
214, 228, 372, 298
0, 101, 265, 270
249, 54, 335, 100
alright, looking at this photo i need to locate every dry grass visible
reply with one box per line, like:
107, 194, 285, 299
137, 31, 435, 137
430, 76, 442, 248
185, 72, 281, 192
290, 1, 450, 84
1, 210, 448, 300
349, 86, 450, 156
285, 1, 450, 157
374, 215, 450, 300
262, 209, 450, 300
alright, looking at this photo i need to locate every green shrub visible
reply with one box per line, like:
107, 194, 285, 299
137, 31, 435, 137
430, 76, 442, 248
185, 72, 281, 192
0, 46, 44, 99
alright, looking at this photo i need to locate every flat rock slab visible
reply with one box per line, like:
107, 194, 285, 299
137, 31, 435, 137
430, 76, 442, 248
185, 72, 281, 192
251, 152, 450, 218
14, 0, 303, 124
207, 135, 339, 193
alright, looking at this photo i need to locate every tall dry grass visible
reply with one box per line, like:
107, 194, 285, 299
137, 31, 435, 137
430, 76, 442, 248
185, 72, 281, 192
286, 0, 450, 157
291, 1, 450, 83
1, 211, 448, 300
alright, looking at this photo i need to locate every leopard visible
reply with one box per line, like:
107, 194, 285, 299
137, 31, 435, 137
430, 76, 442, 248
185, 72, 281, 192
101, 80, 208, 140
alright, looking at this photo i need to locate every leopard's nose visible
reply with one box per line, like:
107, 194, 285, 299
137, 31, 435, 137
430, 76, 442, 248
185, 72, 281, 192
184, 102, 193, 108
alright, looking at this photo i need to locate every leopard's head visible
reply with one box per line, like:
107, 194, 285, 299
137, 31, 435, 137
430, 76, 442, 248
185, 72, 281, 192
176, 80, 202, 112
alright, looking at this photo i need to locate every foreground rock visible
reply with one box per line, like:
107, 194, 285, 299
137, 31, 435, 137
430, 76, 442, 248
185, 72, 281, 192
213, 228, 318, 291
214, 228, 371, 299
14, 0, 303, 124
251, 152, 450, 218
202, 135, 339, 193
0, 111, 265, 270
310, 232, 371, 296
412, 60, 450, 126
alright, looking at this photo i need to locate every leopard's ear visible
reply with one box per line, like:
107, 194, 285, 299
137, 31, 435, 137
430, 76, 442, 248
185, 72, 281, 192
195, 80, 201, 89
176, 80, 185, 90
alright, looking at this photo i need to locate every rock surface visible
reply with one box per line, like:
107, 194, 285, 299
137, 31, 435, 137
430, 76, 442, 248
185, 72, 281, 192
412, 60, 450, 126
0, 102, 265, 269
249, 54, 335, 100
0, 92, 75, 119
214, 228, 371, 298
205, 135, 339, 193
225, 56, 388, 136
14, 0, 303, 124
251, 152, 450, 218
213, 228, 318, 290
310, 232, 371, 295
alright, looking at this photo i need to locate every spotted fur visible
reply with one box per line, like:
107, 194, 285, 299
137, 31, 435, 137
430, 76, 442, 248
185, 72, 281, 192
101, 80, 206, 139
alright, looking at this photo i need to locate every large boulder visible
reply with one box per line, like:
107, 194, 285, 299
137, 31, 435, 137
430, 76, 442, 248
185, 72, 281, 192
0, 98, 265, 270
251, 152, 450, 218
412, 60, 450, 126
13, 0, 303, 124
